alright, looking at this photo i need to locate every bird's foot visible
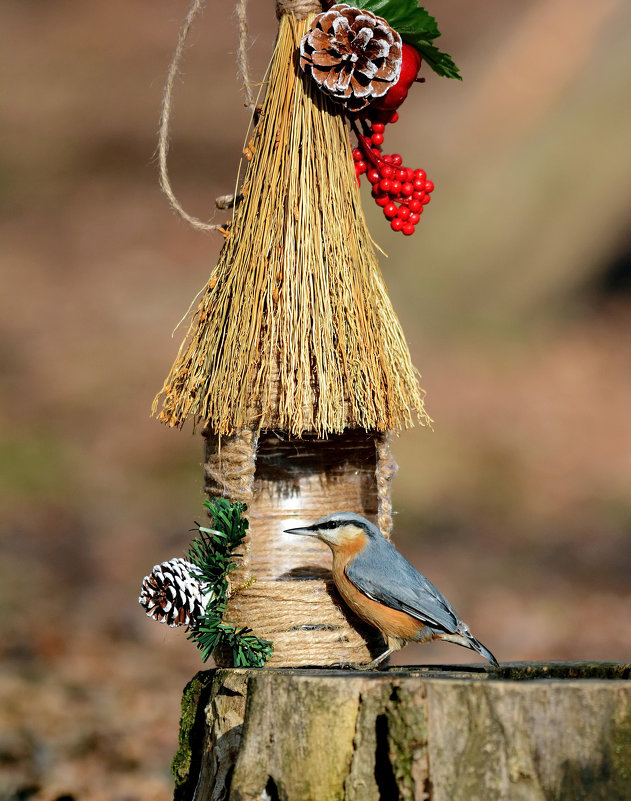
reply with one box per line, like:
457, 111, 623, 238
337, 647, 395, 671
335, 658, 366, 671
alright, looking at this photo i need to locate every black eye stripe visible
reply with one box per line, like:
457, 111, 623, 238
315, 519, 373, 535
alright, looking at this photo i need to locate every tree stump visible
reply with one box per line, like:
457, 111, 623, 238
172, 662, 631, 801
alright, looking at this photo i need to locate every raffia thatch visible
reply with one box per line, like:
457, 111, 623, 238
152, 13, 430, 437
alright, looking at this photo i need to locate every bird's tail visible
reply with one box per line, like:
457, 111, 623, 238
438, 632, 499, 668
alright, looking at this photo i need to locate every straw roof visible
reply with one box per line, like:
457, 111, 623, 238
153, 14, 430, 437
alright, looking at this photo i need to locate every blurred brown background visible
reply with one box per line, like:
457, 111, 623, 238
2, 1, 631, 799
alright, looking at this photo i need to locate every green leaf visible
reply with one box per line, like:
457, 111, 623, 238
352, 0, 461, 80
413, 40, 461, 80
354, 0, 439, 39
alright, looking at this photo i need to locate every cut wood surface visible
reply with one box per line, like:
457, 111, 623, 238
173, 662, 631, 801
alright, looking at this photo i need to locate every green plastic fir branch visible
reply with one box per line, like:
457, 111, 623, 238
186, 498, 273, 668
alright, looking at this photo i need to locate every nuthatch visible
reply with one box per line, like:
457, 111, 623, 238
285, 512, 498, 669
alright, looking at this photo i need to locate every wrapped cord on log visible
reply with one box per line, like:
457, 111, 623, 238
276, 0, 323, 20
204, 429, 388, 667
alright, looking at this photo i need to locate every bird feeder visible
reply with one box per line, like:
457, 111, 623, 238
152, 6, 432, 667
143, 8, 631, 800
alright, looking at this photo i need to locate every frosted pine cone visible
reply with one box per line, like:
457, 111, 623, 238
300, 4, 402, 111
139, 558, 214, 627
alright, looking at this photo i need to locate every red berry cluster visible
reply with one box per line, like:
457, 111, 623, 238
353, 117, 433, 236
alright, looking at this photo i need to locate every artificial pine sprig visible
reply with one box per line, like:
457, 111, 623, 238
187, 498, 248, 589
186, 498, 273, 668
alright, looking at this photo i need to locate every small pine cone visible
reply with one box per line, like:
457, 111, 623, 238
138, 558, 214, 628
300, 3, 402, 111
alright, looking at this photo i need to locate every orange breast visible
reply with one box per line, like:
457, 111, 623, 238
331, 540, 422, 642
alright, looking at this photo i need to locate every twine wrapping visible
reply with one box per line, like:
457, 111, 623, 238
203, 428, 258, 504
276, 0, 323, 19
204, 428, 258, 578
223, 578, 383, 666
376, 431, 398, 539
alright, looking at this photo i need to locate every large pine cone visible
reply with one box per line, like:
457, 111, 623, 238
300, 3, 402, 111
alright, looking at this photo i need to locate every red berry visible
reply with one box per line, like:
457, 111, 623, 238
384, 203, 397, 219
355, 119, 431, 237
374, 85, 408, 112
400, 43, 423, 83
390, 112, 399, 123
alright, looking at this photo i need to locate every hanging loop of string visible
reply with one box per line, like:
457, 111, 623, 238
158, 0, 322, 232
236, 0, 255, 111
158, 0, 254, 232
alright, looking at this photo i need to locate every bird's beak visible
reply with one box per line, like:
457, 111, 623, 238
284, 525, 319, 537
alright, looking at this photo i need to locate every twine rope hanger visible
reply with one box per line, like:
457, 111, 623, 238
158, 0, 322, 231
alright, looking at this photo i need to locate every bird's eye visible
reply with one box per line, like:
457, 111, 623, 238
318, 520, 339, 531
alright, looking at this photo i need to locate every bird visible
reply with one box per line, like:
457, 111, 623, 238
285, 511, 498, 670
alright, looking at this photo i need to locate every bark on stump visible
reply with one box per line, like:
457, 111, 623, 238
172, 662, 631, 801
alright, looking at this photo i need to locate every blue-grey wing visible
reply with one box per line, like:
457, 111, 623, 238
345, 536, 461, 634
